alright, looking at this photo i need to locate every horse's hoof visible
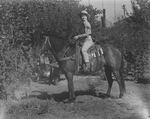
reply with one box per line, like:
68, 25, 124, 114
99, 93, 109, 98
63, 99, 75, 104
119, 94, 123, 98
106, 93, 110, 97
105, 92, 111, 98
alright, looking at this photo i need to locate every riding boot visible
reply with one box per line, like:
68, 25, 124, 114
85, 62, 90, 71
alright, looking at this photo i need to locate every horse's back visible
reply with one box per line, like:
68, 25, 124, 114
87, 44, 103, 55
102, 44, 121, 56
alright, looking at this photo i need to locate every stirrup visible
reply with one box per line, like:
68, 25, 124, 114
100, 47, 103, 55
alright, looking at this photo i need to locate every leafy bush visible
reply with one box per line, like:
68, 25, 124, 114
0, 0, 102, 99
1, 0, 149, 101
96, 0, 150, 81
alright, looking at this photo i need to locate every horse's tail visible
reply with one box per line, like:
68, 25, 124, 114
120, 55, 126, 93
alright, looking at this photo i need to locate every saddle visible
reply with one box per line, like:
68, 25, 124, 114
75, 43, 104, 74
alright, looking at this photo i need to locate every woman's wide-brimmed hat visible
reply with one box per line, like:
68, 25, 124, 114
78, 10, 90, 18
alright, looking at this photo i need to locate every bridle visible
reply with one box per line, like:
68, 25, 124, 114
40, 36, 58, 60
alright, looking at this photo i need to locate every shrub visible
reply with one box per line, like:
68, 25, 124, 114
0, 0, 102, 99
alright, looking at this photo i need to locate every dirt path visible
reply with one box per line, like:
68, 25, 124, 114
2, 76, 150, 119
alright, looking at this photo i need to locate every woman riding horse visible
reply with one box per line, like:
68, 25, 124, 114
39, 10, 126, 102
73, 10, 94, 71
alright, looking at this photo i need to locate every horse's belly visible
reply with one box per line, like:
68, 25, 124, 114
90, 56, 104, 72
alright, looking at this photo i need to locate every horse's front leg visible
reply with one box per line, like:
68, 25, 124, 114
65, 71, 75, 102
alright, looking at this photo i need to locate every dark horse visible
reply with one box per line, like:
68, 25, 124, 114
40, 35, 126, 102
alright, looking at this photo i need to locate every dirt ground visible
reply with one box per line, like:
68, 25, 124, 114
1, 75, 150, 119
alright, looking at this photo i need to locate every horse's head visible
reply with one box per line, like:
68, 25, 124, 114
39, 35, 76, 61
39, 35, 66, 60
39, 36, 51, 55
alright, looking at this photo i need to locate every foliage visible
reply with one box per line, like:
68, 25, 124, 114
0, 34, 35, 99
1, 0, 149, 101
97, 0, 150, 81
0, 0, 102, 99
123, 0, 150, 80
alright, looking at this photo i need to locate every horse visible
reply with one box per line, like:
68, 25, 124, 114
40, 35, 126, 102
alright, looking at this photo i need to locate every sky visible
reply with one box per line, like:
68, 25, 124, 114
80, 0, 132, 22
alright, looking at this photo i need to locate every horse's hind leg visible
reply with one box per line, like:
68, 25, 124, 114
105, 66, 113, 97
113, 70, 124, 98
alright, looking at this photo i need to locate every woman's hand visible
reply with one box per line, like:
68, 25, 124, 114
70, 35, 78, 44
73, 35, 78, 40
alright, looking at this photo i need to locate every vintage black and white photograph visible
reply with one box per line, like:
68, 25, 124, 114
0, 0, 150, 119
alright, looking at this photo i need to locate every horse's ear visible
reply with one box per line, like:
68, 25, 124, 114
43, 36, 48, 40
67, 32, 77, 41
46, 36, 52, 48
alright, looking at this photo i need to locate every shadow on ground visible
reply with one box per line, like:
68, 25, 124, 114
30, 90, 109, 102
33, 77, 65, 85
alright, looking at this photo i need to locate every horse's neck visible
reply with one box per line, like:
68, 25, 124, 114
48, 36, 69, 58
49, 36, 65, 53
50, 38, 76, 59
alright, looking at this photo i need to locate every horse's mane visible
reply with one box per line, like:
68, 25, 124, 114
48, 35, 68, 53
48, 35, 76, 57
